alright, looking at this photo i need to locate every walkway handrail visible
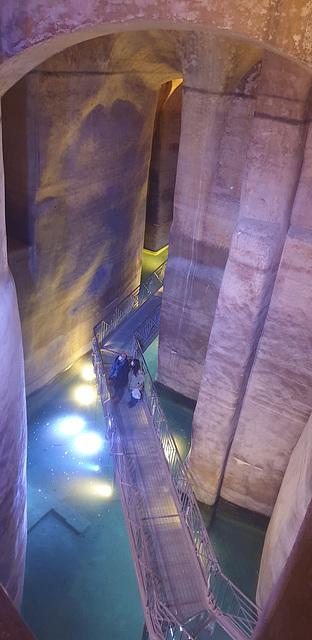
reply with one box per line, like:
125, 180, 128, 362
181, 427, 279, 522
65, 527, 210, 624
132, 349, 261, 638
94, 261, 166, 348
92, 273, 261, 639
210, 571, 260, 637
132, 303, 162, 355
92, 340, 197, 640
134, 338, 219, 576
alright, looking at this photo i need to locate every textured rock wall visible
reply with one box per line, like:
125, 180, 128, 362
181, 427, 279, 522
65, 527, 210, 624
0, 116, 27, 609
254, 499, 312, 639
256, 413, 312, 607
157, 33, 261, 398
255, 114, 312, 604
187, 51, 312, 511
3, 32, 181, 393
145, 80, 182, 251
220, 55, 312, 514
1, 0, 312, 625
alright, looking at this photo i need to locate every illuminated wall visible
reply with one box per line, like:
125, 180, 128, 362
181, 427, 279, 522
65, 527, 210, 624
1, 0, 312, 628
2, 32, 181, 394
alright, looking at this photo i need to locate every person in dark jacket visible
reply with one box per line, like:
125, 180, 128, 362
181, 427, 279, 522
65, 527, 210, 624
108, 352, 129, 404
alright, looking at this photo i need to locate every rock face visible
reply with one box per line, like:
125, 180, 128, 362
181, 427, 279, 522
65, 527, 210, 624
158, 50, 312, 516
0, 271, 27, 610
256, 413, 312, 608
0, 30, 182, 606
1, 0, 312, 628
253, 501, 312, 640
157, 33, 261, 399
2, 32, 182, 394
0, 119, 27, 610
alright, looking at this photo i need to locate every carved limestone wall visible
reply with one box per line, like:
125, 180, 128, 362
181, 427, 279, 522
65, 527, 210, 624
3, 32, 181, 393
1, 0, 312, 623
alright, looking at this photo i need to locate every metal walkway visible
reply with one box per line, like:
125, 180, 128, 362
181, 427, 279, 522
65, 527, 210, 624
92, 264, 260, 640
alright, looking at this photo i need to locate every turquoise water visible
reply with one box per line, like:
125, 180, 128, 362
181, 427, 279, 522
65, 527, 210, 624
22, 343, 268, 640
141, 246, 168, 281
22, 249, 268, 638
22, 354, 144, 640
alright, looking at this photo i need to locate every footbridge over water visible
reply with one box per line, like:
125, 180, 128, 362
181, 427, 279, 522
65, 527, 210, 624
92, 263, 261, 640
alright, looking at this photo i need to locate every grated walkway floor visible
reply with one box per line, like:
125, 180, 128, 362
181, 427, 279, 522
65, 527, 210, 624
101, 353, 209, 622
97, 291, 261, 639
100, 293, 212, 623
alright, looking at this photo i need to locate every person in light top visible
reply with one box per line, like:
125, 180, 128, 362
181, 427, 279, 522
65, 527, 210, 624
127, 358, 144, 408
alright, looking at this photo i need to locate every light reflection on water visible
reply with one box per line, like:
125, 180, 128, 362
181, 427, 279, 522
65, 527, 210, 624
24, 339, 268, 639
24, 352, 144, 640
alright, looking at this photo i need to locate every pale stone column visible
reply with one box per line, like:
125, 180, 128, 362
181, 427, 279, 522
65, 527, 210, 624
221, 66, 312, 514
188, 51, 312, 508
253, 496, 312, 640
255, 119, 312, 605
157, 32, 261, 399
256, 412, 312, 607
0, 107, 27, 608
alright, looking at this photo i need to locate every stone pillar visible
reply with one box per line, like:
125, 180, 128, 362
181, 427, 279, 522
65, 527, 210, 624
220, 62, 312, 514
0, 107, 27, 608
157, 32, 261, 399
188, 51, 312, 507
253, 496, 312, 640
255, 117, 312, 605
256, 412, 312, 608
145, 80, 182, 252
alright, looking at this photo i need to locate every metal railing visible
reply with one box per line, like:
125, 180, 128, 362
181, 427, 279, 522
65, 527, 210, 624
94, 261, 166, 348
92, 267, 261, 640
210, 572, 260, 638
92, 340, 197, 640
132, 303, 162, 356
134, 340, 260, 638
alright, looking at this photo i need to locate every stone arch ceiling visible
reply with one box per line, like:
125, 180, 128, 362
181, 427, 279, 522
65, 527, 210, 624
1, 0, 312, 96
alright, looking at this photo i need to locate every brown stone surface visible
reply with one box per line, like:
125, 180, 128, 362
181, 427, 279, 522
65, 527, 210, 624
187, 52, 312, 508
255, 119, 312, 602
157, 34, 261, 398
3, 32, 181, 393
0, 271, 27, 610
222, 225, 312, 514
256, 413, 312, 608
0, 115, 27, 610
0, 585, 35, 639
2, 0, 312, 97
253, 498, 312, 640
1, 2, 312, 630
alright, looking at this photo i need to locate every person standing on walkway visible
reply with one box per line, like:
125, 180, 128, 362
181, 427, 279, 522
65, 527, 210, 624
128, 358, 144, 408
108, 352, 129, 404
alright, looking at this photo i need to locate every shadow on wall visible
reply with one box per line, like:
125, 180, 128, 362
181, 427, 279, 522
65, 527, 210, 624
1, 30, 182, 395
